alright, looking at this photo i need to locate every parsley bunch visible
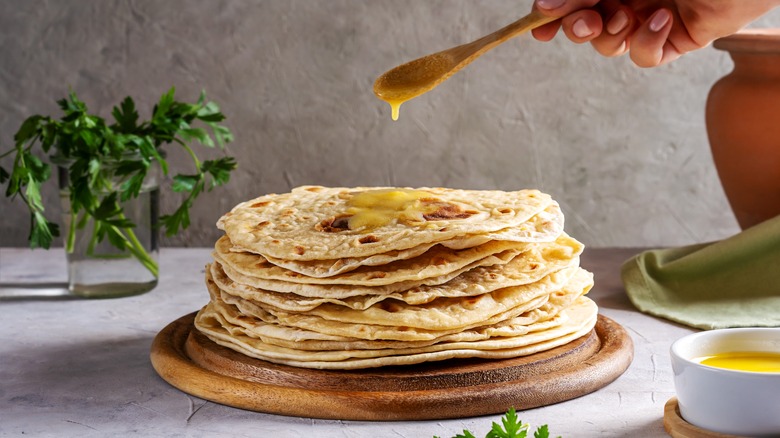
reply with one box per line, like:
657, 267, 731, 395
436, 408, 561, 438
0, 88, 236, 277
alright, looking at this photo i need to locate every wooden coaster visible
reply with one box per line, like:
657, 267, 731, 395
663, 398, 742, 438
151, 312, 633, 420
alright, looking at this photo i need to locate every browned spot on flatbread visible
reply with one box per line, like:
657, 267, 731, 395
378, 300, 402, 313
316, 214, 352, 232
294, 246, 305, 255
366, 271, 387, 280
250, 201, 270, 208
253, 221, 270, 230
422, 201, 475, 221
305, 187, 324, 192
358, 235, 379, 244
432, 256, 448, 266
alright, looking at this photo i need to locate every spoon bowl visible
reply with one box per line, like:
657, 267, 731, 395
374, 9, 556, 120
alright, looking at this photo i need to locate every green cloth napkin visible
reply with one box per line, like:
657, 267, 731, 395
621, 214, 780, 330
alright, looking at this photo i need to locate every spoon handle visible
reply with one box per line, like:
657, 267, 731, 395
450, 9, 557, 64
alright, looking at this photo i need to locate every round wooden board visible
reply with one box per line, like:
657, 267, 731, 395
150, 312, 633, 421
663, 398, 742, 438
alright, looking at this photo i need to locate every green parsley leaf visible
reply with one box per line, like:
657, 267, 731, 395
160, 200, 193, 237
112, 96, 139, 133
533, 424, 550, 438
486, 407, 525, 438
202, 157, 237, 189
154, 87, 176, 122
171, 174, 201, 193
436, 409, 559, 438
29, 211, 60, 249
13, 115, 44, 144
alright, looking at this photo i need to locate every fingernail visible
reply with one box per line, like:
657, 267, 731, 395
536, 0, 565, 10
606, 10, 629, 35
572, 19, 593, 38
649, 9, 671, 32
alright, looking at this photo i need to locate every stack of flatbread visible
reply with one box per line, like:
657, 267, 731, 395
195, 186, 597, 370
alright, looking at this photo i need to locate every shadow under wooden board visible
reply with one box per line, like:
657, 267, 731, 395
150, 312, 633, 421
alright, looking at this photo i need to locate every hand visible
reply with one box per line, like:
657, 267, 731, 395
531, 0, 780, 67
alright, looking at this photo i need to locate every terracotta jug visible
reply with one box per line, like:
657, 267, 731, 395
706, 29, 780, 229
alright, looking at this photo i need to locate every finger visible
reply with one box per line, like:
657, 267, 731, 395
532, 20, 562, 42
591, 6, 635, 57
532, 0, 600, 43
628, 8, 680, 67
560, 9, 603, 43
534, 0, 600, 18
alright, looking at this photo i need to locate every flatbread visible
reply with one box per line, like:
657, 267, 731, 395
194, 296, 598, 369
215, 248, 520, 297
210, 233, 583, 311
208, 267, 592, 341
264, 267, 587, 330
214, 235, 527, 286
217, 186, 556, 260
251, 203, 564, 277
210, 295, 570, 351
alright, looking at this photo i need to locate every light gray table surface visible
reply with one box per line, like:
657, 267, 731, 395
0, 247, 693, 438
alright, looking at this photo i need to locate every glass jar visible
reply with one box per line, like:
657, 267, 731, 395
58, 163, 160, 298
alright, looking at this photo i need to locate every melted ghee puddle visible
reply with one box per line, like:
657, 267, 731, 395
346, 189, 436, 230
697, 352, 780, 373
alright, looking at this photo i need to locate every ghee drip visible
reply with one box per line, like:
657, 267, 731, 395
697, 352, 780, 373
390, 101, 401, 121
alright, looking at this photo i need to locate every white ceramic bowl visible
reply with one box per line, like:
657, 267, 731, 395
670, 328, 780, 436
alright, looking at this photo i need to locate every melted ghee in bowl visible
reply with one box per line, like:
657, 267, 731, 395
697, 352, 780, 373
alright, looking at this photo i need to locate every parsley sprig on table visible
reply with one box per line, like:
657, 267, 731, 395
436, 408, 561, 438
0, 88, 236, 277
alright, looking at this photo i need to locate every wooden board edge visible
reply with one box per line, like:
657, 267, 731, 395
150, 312, 634, 421
184, 320, 603, 392
663, 398, 743, 438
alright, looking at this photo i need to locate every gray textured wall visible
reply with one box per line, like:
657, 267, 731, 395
1, 1, 778, 248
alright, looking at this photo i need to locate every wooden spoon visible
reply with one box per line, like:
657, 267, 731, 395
374, 9, 557, 121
